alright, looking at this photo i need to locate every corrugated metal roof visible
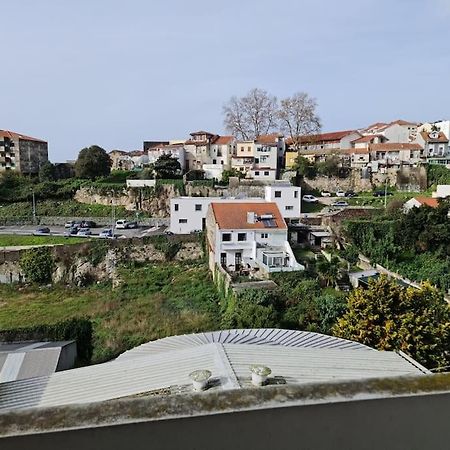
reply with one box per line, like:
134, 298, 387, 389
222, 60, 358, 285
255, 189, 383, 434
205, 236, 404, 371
116, 329, 371, 361
0, 329, 429, 412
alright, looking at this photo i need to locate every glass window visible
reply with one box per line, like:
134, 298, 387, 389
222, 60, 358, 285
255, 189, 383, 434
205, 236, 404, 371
179, 219, 187, 223
195, 204, 202, 211
294, 191, 298, 198
255, 171, 260, 176
264, 171, 269, 176
261, 233, 268, 239
238, 233, 246, 241
274, 191, 281, 198
285, 205, 293, 210
222, 233, 231, 242
174, 204, 179, 211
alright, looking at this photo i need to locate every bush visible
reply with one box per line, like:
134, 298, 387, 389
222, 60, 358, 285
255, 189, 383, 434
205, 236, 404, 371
20, 247, 55, 284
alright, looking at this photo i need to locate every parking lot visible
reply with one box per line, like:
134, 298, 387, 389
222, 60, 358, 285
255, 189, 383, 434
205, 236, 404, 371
0, 224, 166, 239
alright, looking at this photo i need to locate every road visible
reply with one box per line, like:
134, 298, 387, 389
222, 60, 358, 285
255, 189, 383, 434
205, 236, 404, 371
0, 224, 166, 239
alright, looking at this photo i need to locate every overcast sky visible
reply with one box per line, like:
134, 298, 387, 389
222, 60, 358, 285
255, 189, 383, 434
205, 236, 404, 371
2, 0, 450, 161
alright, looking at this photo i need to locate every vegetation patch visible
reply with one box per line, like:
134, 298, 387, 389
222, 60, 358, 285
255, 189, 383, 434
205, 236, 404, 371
0, 235, 87, 247
19, 247, 55, 284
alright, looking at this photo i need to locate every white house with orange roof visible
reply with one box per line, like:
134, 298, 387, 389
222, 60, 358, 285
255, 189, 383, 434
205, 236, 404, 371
362, 120, 418, 143
403, 196, 439, 213
206, 202, 303, 276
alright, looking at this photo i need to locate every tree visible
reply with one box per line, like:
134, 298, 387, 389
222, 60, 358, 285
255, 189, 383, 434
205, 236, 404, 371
333, 276, 450, 369
293, 155, 317, 179
221, 168, 245, 184
316, 256, 340, 287
278, 92, 321, 150
316, 155, 340, 177
20, 247, 55, 284
153, 154, 181, 179
39, 161, 56, 182
223, 88, 278, 140
75, 145, 111, 179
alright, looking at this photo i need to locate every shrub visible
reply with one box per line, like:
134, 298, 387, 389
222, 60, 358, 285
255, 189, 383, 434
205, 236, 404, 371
20, 247, 55, 284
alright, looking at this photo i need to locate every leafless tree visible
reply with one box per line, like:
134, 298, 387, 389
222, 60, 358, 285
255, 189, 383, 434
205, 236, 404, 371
278, 92, 321, 150
223, 88, 278, 140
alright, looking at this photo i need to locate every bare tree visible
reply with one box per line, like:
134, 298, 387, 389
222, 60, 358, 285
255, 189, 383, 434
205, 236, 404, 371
223, 88, 278, 140
278, 92, 321, 150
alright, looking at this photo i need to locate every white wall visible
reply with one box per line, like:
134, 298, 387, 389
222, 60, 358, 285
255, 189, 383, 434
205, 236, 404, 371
435, 185, 450, 198
126, 179, 156, 188
265, 185, 301, 219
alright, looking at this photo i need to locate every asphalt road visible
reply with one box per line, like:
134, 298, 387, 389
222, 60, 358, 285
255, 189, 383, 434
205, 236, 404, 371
0, 224, 166, 239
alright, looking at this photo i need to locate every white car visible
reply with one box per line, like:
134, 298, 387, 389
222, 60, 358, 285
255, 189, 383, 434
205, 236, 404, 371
320, 191, 332, 197
336, 190, 346, 197
303, 195, 319, 203
115, 220, 129, 229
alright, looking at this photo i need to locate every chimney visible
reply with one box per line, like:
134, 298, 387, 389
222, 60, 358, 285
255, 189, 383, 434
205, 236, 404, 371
247, 212, 256, 224
250, 365, 271, 386
189, 369, 212, 391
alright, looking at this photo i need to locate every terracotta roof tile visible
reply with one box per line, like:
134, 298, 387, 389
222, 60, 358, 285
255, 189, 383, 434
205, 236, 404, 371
210, 202, 286, 230
420, 131, 448, 143
289, 130, 359, 145
0, 129, 46, 143
255, 134, 282, 145
370, 143, 422, 152
213, 135, 234, 145
351, 134, 384, 143
414, 196, 439, 208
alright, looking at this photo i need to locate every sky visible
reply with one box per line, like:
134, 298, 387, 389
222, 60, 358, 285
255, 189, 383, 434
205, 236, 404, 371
2, 0, 450, 162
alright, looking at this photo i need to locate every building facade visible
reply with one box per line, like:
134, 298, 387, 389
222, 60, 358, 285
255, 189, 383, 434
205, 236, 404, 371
0, 130, 48, 174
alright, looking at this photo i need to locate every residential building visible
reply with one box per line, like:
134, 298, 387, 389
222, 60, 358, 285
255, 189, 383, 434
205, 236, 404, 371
419, 120, 450, 141
291, 130, 362, 152
184, 131, 218, 172
170, 184, 301, 234
143, 140, 170, 152
347, 148, 371, 168
147, 143, 186, 171
403, 196, 439, 213
351, 134, 388, 149
433, 185, 450, 198
0, 130, 48, 174
109, 150, 149, 171
415, 130, 449, 159
363, 120, 418, 143
206, 202, 303, 275
203, 135, 235, 179
369, 143, 423, 167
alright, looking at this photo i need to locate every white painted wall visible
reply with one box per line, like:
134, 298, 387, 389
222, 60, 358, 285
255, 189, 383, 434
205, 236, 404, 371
264, 185, 301, 219
126, 179, 156, 188
434, 185, 450, 198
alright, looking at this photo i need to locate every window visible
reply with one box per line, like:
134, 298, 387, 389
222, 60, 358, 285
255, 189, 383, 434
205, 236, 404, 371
260, 233, 268, 239
285, 205, 293, 210
222, 233, 231, 242
294, 191, 298, 198
255, 171, 260, 176
212, 159, 217, 164
179, 219, 187, 224
174, 204, 179, 211
195, 204, 202, 211
220, 253, 227, 265
274, 191, 281, 198
238, 233, 247, 241
247, 146, 251, 151
264, 171, 269, 176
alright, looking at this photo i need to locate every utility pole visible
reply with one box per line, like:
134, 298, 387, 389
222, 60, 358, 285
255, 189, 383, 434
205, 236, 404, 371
384, 178, 388, 209
111, 198, 116, 237
31, 190, 36, 224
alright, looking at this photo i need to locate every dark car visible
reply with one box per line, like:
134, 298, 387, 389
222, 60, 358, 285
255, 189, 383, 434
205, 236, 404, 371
345, 190, 357, 198
373, 190, 394, 197
81, 220, 97, 228
125, 221, 138, 229
34, 226, 50, 235
64, 226, 79, 236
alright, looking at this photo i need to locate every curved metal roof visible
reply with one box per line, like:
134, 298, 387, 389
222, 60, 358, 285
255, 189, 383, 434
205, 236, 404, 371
116, 328, 372, 361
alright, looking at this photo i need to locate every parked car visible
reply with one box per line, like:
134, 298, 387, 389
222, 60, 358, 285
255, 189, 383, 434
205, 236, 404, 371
336, 190, 346, 197
34, 226, 50, 235
99, 229, 114, 238
125, 221, 138, 229
373, 190, 394, 197
345, 190, 357, 198
77, 227, 92, 236
64, 220, 75, 228
320, 191, 332, 197
64, 226, 79, 236
332, 200, 349, 207
81, 220, 97, 228
164, 230, 174, 236
303, 194, 319, 203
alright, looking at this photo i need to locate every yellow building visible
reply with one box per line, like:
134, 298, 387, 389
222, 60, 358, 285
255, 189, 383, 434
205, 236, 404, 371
285, 151, 299, 169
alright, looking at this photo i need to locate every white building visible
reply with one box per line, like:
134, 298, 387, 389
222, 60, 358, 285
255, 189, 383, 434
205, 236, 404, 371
403, 196, 439, 213
148, 144, 186, 171
170, 184, 301, 234
433, 185, 450, 198
206, 202, 304, 276
363, 120, 418, 143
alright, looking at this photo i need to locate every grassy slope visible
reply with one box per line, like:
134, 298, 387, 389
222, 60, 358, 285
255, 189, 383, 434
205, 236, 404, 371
0, 235, 88, 247
0, 262, 220, 363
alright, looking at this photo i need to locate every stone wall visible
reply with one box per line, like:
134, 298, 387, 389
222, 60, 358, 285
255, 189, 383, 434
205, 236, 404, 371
0, 238, 203, 286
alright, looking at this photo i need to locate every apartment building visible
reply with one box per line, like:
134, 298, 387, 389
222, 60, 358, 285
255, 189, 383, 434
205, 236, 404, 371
0, 130, 48, 174
169, 184, 301, 234
206, 202, 303, 276
363, 120, 418, 143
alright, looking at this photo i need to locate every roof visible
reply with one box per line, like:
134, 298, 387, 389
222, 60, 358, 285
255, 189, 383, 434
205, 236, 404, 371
0, 130, 46, 143
370, 143, 422, 152
420, 131, 449, 143
351, 135, 384, 144
210, 202, 287, 230
290, 130, 359, 145
213, 135, 234, 145
0, 341, 75, 383
190, 130, 216, 136
391, 119, 418, 126
413, 196, 439, 208
255, 134, 282, 145
347, 148, 370, 155
0, 329, 428, 412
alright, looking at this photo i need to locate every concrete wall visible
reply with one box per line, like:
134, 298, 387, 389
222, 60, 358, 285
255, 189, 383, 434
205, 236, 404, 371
1, 380, 449, 450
